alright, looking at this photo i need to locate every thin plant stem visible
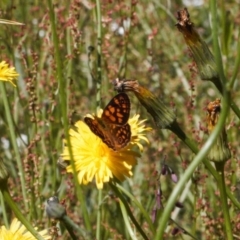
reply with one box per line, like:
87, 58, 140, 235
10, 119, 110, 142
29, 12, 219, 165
210, 0, 226, 85
1, 184, 45, 240
210, 0, 233, 238
155, 93, 230, 238
0, 82, 27, 210
60, 215, 88, 239
169, 122, 240, 209
66, 27, 72, 110
219, 0, 227, 55
116, 183, 155, 234
0, 191, 8, 228
119, 200, 138, 240
95, 0, 102, 112
229, 28, 240, 88
155, 1, 234, 237
61, 216, 78, 240
96, 189, 102, 240
155, 1, 233, 238
61, 215, 88, 239
153, 0, 176, 22
118, 2, 135, 78
169, 218, 198, 240
47, 0, 91, 232
229, 103, 240, 121
109, 182, 149, 240
215, 162, 233, 239
95, 0, 103, 238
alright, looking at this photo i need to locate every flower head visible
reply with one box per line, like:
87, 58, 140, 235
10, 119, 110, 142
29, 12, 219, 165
62, 113, 150, 189
206, 99, 231, 162
176, 8, 222, 93
0, 61, 19, 87
0, 218, 51, 240
46, 196, 66, 220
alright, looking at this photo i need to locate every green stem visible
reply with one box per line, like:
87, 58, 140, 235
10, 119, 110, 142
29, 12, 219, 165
170, 122, 218, 177
61, 216, 78, 240
95, 0, 102, 112
169, 218, 198, 240
96, 189, 102, 240
116, 183, 155, 234
215, 162, 233, 239
95, 1, 103, 238
1, 184, 45, 240
118, 2, 135, 78
109, 182, 149, 240
210, 1, 233, 238
230, 102, 240, 119
0, 191, 8, 228
153, 0, 176, 22
169, 121, 240, 209
155, 102, 229, 238
0, 82, 27, 210
155, 1, 233, 238
61, 215, 88, 239
210, 78, 240, 119
119, 200, 138, 240
47, 0, 91, 232
219, 0, 227, 55
210, 0, 226, 85
47, 0, 66, 115
229, 28, 240, 88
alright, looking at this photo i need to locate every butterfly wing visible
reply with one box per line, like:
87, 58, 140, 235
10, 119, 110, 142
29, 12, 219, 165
84, 117, 115, 150
84, 93, 131, 151
84, 117, 105, 141
109, 123, 131, 150
102, 93, 130, 125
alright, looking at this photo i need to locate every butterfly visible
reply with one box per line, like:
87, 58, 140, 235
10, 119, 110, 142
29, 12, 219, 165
84, 93, 131, 151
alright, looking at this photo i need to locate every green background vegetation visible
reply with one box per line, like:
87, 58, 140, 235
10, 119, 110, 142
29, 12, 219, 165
0, 0, 240, 239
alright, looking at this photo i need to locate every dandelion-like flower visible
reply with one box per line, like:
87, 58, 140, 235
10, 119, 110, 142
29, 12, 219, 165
62, 113, 150, 189
0, 218, 51, 240
0, 61, 19, 87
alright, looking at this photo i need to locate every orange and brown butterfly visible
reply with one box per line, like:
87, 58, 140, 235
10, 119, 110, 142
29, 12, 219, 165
84, 93, 131, 151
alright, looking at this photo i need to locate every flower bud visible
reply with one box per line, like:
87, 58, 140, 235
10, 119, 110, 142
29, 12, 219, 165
45, 196, 66, 220
113, 78, 176, 129
206, 99, 231, 162
176, 8, 222, 93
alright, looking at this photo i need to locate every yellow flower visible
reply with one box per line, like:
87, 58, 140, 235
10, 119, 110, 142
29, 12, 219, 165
128, 114, 151, 151
0, 218, 51, 240
62, 114, 150, 189
0, 61, 19, 87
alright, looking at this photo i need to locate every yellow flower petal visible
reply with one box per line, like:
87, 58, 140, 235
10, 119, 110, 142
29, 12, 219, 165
0, 61, 19, 87
0, 218, 51, 240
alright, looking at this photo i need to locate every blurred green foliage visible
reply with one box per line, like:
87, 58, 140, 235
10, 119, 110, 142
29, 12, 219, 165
0, 0, 240, 239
